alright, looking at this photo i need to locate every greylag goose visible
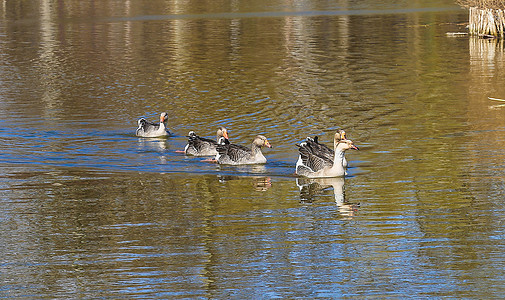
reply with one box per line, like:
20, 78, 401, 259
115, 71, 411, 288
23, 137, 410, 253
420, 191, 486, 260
306, 129, 348, 168
136, 112, 170, 137
184, 126, 229, 156
216, 135, 272, 165
295, 132, 358, 178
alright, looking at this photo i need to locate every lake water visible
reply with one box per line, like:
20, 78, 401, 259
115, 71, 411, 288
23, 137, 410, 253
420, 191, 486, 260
1, 0, 505, 298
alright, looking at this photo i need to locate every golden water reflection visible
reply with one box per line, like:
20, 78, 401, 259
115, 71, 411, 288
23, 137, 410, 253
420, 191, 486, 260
2, 0, 505, 298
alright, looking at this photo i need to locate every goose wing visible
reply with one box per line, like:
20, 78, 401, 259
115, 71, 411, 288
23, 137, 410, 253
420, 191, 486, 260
137, 118, 160, 133
297, 143, 332, 172
308, 136, 334, 162
217, 143, 251, 162
188, 133, 217, 151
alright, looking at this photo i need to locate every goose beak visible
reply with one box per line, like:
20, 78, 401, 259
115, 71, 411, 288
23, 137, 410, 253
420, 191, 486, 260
351, 144, 359, 150
223, 131, 229, 139
265, 140, 272, 148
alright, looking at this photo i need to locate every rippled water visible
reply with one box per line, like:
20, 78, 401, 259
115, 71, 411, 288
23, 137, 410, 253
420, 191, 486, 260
2, 0, 505, 298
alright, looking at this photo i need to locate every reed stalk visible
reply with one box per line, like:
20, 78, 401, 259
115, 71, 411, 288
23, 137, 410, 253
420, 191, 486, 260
457, 0, 505, 38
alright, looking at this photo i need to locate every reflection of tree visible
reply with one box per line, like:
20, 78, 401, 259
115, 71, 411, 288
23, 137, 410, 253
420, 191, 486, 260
296, 177, 358, 216
467, 35, 505, 199
5, 171, 233, 297
467, 36, 505, 170
408, 33, 505, 295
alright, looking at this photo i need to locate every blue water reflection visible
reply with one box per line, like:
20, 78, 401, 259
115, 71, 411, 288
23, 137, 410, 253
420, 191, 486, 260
2, 0, 505, 298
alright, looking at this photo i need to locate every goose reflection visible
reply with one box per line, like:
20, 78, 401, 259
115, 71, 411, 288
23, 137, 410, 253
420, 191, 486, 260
218, 175, 272, 191
137, 137, 169, 151
296, 177, 358, 216
218, 163, 268, 175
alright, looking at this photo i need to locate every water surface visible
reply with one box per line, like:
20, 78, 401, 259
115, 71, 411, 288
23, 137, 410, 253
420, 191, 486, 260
1, 0, 505, 298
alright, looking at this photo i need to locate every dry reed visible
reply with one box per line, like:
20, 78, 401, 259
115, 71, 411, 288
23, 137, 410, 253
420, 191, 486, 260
457, 0, 505, 38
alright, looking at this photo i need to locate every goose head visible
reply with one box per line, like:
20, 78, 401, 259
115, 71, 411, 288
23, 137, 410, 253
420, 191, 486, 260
254, 135, 272, 148
336, 129, 347, 141
159, 112, 168, 124
335, 138, 359, 152
217, 126, 229, 140
310, 129, 345, 144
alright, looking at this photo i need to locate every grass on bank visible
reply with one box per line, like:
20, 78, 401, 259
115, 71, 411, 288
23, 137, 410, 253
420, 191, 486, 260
457, 0, 505, 9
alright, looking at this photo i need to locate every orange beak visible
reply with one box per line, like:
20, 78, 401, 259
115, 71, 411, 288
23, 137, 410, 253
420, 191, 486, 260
265, 140, 272, 148
223, 130, 229, 140
351, 144, 359, 150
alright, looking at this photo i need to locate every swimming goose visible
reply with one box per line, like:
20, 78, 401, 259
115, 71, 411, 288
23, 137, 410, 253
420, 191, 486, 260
136, 112, 170, 137
184, 126, 229, 156
216, 135, 272, 165
295, 133, 358, 178
306, 129, 348, 168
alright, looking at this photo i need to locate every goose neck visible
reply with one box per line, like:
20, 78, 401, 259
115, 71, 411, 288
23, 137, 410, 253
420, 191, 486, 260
251, 143, 262, 154
330, 148, 346, 175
